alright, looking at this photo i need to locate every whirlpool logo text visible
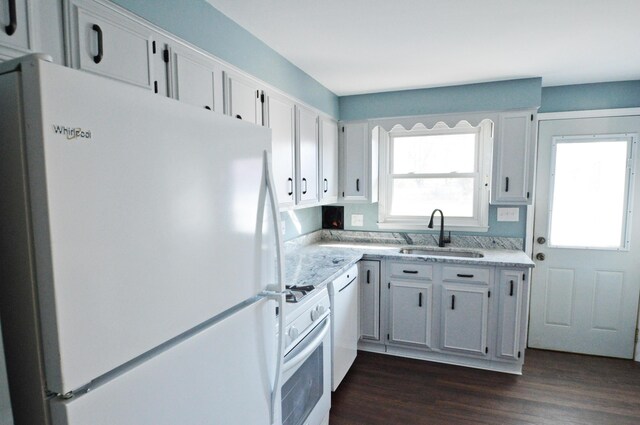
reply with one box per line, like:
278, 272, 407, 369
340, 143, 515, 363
53, 125, 92, 140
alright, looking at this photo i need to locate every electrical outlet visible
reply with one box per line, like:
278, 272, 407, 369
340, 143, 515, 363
351, 214, 364, 227
497, 207, 519, 222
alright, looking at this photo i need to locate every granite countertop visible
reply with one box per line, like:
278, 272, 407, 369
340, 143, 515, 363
284, 239, 534, 288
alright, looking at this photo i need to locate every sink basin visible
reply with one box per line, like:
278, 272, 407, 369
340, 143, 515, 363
399, 247, 484, 258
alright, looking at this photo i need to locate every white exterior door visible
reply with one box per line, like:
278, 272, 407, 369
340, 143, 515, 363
529, 116, 640, 359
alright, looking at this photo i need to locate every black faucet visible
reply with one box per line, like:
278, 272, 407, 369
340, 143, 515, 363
428, 209, 451, 247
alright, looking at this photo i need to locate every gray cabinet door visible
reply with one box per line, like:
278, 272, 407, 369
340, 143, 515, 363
265, 91, 296, 208
69, 2, 156, 91
492, 110, 536, 204
359, 260, 380, 341
340, 121, 368, 201
319, 116, 339, 204
389, 281, 432, 348
296, 105, 319, 204
172, 45, 219, 112
441, 285, 489, 356
223, 69, 263, 125
0, 0, 30, 55
496, 270, 523, 360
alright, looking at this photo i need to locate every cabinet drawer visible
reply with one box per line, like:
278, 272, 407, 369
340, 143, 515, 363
388, 262, 433, 281
442, 265, 490, 285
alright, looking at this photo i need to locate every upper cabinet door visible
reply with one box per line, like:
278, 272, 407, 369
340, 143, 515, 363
296, 105, 319, 205
223, 69, 263, 125
171, 45, 220, 112
265, 91, 296, 209
0, 0, 31, 55
491, 110, 537, 205
340, 121, 378, 203
66, 0, 156, 91
319, 116, 339, 204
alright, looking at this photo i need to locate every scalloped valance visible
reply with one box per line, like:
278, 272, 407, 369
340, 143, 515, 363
369, 111, 499, 132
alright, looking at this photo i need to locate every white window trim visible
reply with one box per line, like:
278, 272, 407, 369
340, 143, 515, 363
377, 120, 493, 232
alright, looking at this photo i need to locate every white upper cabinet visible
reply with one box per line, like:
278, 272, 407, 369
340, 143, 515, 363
295, 105, 319, 205
0, 0, 31, 58
319, 116, 339, 204
491, 109, 537, 205
265, 91, 296, 209
65, 0, 159, 92
170, 44, 222, 112
223, 69, 264, 125
339, 121, 378, 203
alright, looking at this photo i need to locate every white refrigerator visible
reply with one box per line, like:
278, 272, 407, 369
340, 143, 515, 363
0, 55, 285, 425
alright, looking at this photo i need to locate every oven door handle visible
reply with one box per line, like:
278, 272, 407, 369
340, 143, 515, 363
283, 316, 330, 373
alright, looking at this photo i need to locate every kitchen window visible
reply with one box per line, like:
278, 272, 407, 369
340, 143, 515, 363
378, 121, 493, 231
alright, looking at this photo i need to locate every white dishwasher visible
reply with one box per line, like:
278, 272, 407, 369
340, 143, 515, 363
328, 264, 359, 391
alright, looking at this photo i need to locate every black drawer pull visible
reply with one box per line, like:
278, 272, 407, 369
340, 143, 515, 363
505, 176, 510, 192
509, 280, 514, 296
366, 270, 370, 284
287, 177, 293, 196
302, 178, 307, 195
356, 178, 360, 192
324, 178, 328, 193
402, 270, 418, 274
235, 114, 242, 120
5, 0, 17, 36
418, 292, 423, 307
451, 295, 456, 310
456, 273, 474, 278
92, 24, 103, 64
204, 106, 212, 110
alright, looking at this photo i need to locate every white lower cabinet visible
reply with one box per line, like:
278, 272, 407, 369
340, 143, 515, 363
440, 285, 488, 356
359, 260, 380, 341
358, 258, 531, 374
389, 281, 432, 348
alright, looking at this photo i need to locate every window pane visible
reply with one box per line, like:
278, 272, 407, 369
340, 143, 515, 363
390, 178, 474, 217
393, 133, 476, 174
549, 140, 628, 248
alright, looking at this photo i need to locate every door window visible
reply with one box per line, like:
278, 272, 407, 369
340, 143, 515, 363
548, 135, 636, 249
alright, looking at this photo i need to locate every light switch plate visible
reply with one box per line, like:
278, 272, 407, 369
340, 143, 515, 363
497, 207, 519, 222
351, 214, 364, 227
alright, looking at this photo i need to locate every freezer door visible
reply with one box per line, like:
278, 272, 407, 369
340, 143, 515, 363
50, 298, 280, 425
20, 60, 279, 394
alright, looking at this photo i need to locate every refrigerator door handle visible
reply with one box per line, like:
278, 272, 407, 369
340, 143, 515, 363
262, 150, 286, 425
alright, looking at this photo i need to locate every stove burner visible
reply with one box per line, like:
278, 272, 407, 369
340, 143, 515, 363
285, 284, 315, 303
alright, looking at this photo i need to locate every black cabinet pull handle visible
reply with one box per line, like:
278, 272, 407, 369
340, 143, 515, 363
451, 295, 456, 310
302, 178, 307, 195
356, 178, 360, 192
235, 114, 242, 120
5, 0, 17, 36
402, 270, 418, 274
366, 270, 370, 284
287, 177, 293, 196
204, 106, 211, 110
509, 280, 514, 296
418, 292, 423, 307
92, 24, 103, 64
324, 178, 328, 193
456, 273, 474, 278
505, 176, 510, 192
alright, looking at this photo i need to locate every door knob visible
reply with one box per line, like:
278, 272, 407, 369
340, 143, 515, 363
537, 237, 546, 244
536, 253, 545, 261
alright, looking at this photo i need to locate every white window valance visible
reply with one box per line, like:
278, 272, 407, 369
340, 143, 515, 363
369, 111, 499, 132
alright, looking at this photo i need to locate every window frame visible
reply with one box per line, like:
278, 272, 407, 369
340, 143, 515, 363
378, 121, 493, 231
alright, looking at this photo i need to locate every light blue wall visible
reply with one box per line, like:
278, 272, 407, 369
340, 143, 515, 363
111, 0, 339, 118
339, 204, 526, 238
540, 80, 640, 113
281, 207, 322, 241
339, 78, 542, 121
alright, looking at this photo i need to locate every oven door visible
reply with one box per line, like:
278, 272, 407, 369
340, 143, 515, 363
281, 315, 331, 425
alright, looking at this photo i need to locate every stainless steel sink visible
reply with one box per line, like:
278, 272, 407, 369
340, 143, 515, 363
399, 247, 484, 258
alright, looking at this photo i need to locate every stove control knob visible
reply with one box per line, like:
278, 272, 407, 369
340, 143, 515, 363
288, 326, 299, 340
316, 305, 326, 315
311, 309, 320, 321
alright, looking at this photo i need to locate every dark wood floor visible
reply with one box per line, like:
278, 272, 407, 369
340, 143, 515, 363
330, 349, 640, 424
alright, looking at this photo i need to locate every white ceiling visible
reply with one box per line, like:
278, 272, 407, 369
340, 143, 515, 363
206, 0, 640, 96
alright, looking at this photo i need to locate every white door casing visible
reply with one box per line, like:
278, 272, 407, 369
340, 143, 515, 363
529, 116, 640, 359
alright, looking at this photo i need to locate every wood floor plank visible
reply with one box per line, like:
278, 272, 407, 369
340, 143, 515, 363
330, 349, 640, 425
